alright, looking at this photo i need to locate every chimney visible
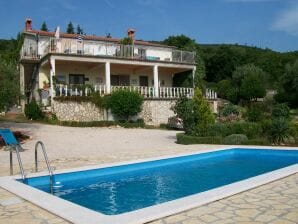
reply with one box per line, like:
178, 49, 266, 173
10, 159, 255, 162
25, 18, 32, 31
127, 28, 135, 40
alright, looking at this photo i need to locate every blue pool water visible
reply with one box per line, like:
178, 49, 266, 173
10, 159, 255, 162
24, 148, 298, 215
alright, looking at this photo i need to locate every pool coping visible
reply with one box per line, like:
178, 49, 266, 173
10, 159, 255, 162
0, 146, 297, 224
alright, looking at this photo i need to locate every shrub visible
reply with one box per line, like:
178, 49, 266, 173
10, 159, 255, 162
172, 96, 195, 135
192, 88, 215, 136
207, 121, 262, 139
24, 101, 43, 120
245, 104, 264, 122
269, 118, 291, 145
223, 134, 248, 145
220, 103, 240, 117
272, 103, 290, 119
176, 133, 222, 145
106, 90, 143, 121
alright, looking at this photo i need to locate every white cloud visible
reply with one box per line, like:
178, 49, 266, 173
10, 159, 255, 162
272, 3, 298, 36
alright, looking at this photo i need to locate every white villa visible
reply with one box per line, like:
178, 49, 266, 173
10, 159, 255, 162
20, 18, 217, 124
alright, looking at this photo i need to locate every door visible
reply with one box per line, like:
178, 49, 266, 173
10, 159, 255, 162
111, 75, 130, 86
139, 76, 148, 86
69, 74, 85, 85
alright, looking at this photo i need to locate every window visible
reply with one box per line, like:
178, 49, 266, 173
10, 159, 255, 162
138, 48, 146, 59
69, 74, 85, 85
56, 75, 66, 84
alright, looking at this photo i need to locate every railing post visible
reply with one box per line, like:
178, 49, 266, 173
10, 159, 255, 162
65, 85, 68, 96
10, 150, 13, 175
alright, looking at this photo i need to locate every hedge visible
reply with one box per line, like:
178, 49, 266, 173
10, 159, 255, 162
176, 133, 222, 145
223, 134, 248, 145
207, 121, 262, 139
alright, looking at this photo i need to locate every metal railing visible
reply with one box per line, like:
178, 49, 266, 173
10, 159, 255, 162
35, 141, 54, 193
9, 145, 26, 180
54, 84, 196, 99
21, 38, 196, 64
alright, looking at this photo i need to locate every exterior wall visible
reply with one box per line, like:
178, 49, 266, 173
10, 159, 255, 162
145, 48, 172, 61
52, 100, 104, 122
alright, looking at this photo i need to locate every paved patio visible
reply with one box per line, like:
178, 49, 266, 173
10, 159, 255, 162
0, 122, 297, 224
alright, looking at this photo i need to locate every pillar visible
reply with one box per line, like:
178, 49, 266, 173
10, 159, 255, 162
105, 62, 111, 94
19, 64, 25, 112
50, 58, 55, 102
153, 65, 159, 97
192, 66, 196, 88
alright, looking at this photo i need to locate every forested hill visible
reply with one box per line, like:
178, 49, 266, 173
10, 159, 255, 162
199, 43, 298, 84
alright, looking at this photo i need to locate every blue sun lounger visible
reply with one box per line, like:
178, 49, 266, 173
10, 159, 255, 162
0, 129, 25, 178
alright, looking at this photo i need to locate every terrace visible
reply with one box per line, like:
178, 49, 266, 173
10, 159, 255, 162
20, 37, 196, 64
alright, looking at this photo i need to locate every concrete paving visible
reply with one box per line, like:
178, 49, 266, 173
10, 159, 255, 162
0, 122, 297, 224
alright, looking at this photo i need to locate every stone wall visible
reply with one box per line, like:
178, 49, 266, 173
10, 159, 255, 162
140, 99, 175, 125
52, 99, 218, 125
52, 100, 104, 122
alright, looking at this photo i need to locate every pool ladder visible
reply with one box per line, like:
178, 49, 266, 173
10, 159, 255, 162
9, 141, 54, 193
35, 141, 54, 193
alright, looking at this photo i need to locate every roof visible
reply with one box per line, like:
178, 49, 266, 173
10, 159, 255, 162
23, 29, 176, 49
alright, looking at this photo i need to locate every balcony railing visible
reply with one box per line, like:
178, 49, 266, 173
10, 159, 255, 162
53, 84, 217, 100
21, 38, 196, 64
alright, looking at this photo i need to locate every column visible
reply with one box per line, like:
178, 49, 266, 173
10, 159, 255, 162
19, 64, 25, 112
50, 57, 55, 102
153, 65, 159, 97
192, 66, 196, 89
105, 62, 111, 94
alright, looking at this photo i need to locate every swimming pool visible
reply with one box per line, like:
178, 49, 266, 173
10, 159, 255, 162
0, 147, 297, 224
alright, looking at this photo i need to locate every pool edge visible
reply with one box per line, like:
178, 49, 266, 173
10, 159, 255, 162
0, 146, 297, 224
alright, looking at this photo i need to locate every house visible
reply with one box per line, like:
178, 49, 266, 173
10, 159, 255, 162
20, 18, 217, 124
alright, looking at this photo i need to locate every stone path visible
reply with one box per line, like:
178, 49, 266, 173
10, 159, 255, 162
149, 174, 298, 224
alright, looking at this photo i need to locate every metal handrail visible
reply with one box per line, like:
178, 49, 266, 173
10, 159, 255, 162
9, 145, 26, 180
35, 141, 54, 193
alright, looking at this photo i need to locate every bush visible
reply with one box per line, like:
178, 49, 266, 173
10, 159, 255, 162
245, 104, 264, 122
207, 121, 262, 139
272, 103, 290, 119
176, 133, 222, 145
220, 103, 240, 117
269, 118, 291, 145
223, 134, 248, 145
192, 88, 215, 136
172, 96, 195, 135
24, 101, 44, 120
106, 90, 143, 121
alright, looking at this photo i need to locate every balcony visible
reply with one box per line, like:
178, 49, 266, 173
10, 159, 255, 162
21, 38, 196, 64
53, 84, 217, 100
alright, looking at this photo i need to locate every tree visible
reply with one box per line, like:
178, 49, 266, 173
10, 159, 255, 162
66, 22, 74, 34
231, 64, 267, 104
192, 88, 215, 136
275, 60, 298, 108
40, 22, 49, 31
163, 35, 205, 88
0, 60, 20, 111
173, 88, 215, 136
76, 25, 83, 35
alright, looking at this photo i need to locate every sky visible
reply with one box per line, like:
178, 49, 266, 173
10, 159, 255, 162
0, 0, 298, 52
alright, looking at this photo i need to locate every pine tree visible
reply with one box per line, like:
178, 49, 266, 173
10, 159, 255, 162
66, 22, 74, 34
76, 25, 83, 35
40, 22, 48, 31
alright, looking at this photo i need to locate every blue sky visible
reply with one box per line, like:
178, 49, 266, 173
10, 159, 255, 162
0, 0, 298, 52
